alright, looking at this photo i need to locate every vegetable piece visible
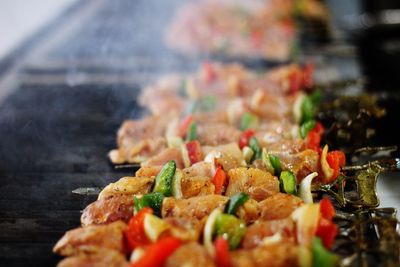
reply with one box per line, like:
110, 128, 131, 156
300, 120, 316, 139
319, 198, 335, 221
239, 129, 255, 149
125, 207, 153, 251
298, 245, 312, 267
312, 237, 338, 267
178, 79, 187, 98
306, 122, 324, 151
214, 237, 231, 267
215, 213, 246, 249
240, 112, 259, 131
143, 213, 170, 242
293, 93, 306, 123
134, 192, 164, 217
269, 154, 282, 176
326, 150, 346, 181
302, 63, 315, 90
301, 96, 315, 123
130, 237, 182, 267
320, 145, 334, 182
291, 203, 320, 247
153, 160, 176, 197
179, 115, 193, 137
186, 140, 203, 165
204, 208, 222, 254
167, 136, 183, 149
298, 172, 318, 204
248, 137, 262, 162
242, 146, 254, 164
262, 148, 275, 175
186, 122, 198, 141
200, 95, 217, 111
279, 171, 297, 195
309, 88, 321, 104
289, 68, 303, 94
225, 192, 250, 215
211, 165, 227, 194
172, 169, 183, 199
180, 143, 191, 168
316, 217, 338, 249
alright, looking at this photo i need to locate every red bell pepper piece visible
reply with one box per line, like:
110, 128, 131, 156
306, 122, 324, 152
179, 115, 193, 137
186, 140, 203, 165
125, 207, 153, 251
214, 237, 231, 267
202, 61, 216, 83
316, 217, 338, 250
302, 63, 314, 90
130, 237, 181, 267
239, 129, 255, 149
320, 198, 336, 221
211, 165, 227, 195
289, 68, 302, 94
326, 150, 346, 180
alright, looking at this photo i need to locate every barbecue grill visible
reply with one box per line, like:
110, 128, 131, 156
0, 0, 399, 266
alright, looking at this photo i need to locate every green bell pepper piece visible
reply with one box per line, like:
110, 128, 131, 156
301, 95, 315, 123
312, 237, 338, 267
248, 137, 262, 162
279, 171, 297, 195
153, 160, 176, 196
225, 192, 250, 215
269, 154, 282, 176
215, 214, 246, 249
134, 192, 164, 217
186, 122, 198, 141
240, 112, 259, 131
300, 120, 316, 139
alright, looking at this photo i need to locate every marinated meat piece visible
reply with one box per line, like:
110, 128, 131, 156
202, 143, 245, 171
231, 242, 299, 267
112, 116, 170, 163
235, 198, 260, 224
141, 148, 184, 169
181, 176, 215, 198
165, 242, 215, 267
162, 195, 228, 220
81, 195, 133, 226
277, 149, 319, 182
57, 248, 128, 267
183, 162, 214, 178
225, 168, 279, 201
242, 218, 295, 249
53, 221, 127, 256
258, 193, 303, 220
98, 176, 154, 199
197, 123, 241, 146
164, 217, 203, 242
135, 166, 162, 178
249, 90, 290, 120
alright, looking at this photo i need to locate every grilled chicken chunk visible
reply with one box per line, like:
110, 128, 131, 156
197, 123, 241, 146
276, 149, 319, 182
242, 218, 295, 249
164, 217, 203, 242
182, 162, 214, 178
231, 242, 299, 267
165, 242, 215, 267
98, 176, 154, 199
57, 248, 128, 267
162, 195, 228, 220
53, 221, 127, 256
258, 193, 303, 220
181, 176, 215, 198
225, 168, 279, 201
141, 148, 185, 169
81, 195, 133, 226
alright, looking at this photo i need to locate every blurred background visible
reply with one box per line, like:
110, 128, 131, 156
0, 0, 399, 266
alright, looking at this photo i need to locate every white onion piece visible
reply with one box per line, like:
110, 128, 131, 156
261, 232, 282, 246
299, 172, 318, 204
130, 247, 146, 263
291, 203, 320, 247
172, 169, 183, 199
292, 93, 305, 124
320, 145, 334, 180
203, 208, 222, 256
180, 144, 191, 168
167, 136, 183, 149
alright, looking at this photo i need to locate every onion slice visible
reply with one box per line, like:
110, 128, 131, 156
299, 172, 318, 204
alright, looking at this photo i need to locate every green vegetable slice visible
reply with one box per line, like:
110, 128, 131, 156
215, 214, 246, 249
186, 122, 198, 141
301, 95, 315, 123
248, 137, 262, 162
153, 160, 176, 197
279, 171, 297, 195
225, 192, 250, 215
134, 192, 164, 217
300, 120, 316, 139
312, 237, 338, 267
240, 112, 259, 131
269, 154, 282, 176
